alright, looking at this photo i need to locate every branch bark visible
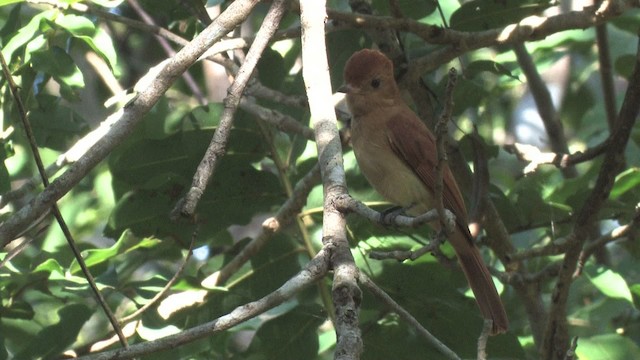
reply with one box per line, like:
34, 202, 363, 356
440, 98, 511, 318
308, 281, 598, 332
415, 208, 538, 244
300, 1, 363, 358
75, 246, 332, 360
176, 0, 288, 217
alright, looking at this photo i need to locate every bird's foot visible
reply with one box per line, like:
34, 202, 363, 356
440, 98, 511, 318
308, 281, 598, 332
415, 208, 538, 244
379, 206, 406, 226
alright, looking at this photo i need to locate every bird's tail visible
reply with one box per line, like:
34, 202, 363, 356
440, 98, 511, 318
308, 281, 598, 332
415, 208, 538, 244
451, 230, 509, 335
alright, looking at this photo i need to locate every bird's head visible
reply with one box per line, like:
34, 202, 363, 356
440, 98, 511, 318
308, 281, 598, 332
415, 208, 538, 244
338, 49, 400, 117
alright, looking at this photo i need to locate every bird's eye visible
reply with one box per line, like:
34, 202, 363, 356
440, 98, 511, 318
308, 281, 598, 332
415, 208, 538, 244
371, 78, 381, 88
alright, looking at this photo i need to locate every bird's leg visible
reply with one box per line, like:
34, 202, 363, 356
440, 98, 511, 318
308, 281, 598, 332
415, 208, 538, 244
379, 203, 419, 226
379, 205, 404, 226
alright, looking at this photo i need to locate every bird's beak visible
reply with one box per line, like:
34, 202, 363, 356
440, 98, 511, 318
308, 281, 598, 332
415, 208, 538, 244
337, 83, 353, 94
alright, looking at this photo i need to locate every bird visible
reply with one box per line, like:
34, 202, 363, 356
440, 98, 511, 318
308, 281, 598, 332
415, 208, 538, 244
338, 49, 508, 335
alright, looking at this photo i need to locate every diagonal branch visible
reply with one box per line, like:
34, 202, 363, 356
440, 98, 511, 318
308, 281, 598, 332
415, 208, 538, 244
512, 43, 577, 178
0, 0, 261, 246
0, 50, 128, 347
75, 245, 332, 360
175, 0, 288, 217
542, 35, 640, 360
212, 163, 321, 286
359, 273, 461, 360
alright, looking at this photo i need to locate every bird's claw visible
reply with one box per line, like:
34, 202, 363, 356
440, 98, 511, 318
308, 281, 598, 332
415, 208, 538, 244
379, 206, 406, 226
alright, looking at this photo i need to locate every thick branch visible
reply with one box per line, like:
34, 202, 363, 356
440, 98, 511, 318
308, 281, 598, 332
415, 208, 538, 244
300, 1, 363, 358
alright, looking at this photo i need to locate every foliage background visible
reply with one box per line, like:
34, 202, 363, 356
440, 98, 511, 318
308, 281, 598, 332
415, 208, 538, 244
1, 0, 640, 359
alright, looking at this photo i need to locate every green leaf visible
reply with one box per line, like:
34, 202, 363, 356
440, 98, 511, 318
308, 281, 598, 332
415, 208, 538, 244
327, 30, 370, 90
246, 232, 303, 299
611, 9, 640, 34
33, 258, 65, 278
587, 266, 634, 304
29, 94, 89, 150
615, 54, 636, 80
13, 303, 92, 360
0, 4, 23, 40
0, 141, 11, 193
450, 0, 553, 31
610, 168, 640, 199
631, 284, 640, 309
1, 9, 54, 62
0, 301, 34, 320
435, 74, 489, 116
47, 13, 118, 70
464, 60, 518, 80
0, 0, 24, 7
257, 48, 287, 90
576, 334, 640, 360
30, 47, 84, 97
69, 230, 161, 274
51, 13, 95, 37
247, 304, 324, 360
360, 262, 524, 358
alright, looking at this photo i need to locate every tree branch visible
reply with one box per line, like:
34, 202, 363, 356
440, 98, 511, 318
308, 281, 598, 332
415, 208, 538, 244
513, 43, 577, 178
300, 1, 362, 358
176, 0, 288, 217
0, 0, 262, 246
75, 245, 332, 360
504, 140, 609, 174
542, 35, 640, 360
211, 163, 321, 286
0, 49, 128, 347
359, 272, 461, 360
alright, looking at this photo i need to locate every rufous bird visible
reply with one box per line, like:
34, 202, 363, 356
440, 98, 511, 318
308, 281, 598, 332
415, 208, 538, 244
339, 49, 508, 334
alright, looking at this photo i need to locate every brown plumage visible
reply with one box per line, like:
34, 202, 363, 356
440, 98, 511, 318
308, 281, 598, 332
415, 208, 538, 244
340, 49, 508, 334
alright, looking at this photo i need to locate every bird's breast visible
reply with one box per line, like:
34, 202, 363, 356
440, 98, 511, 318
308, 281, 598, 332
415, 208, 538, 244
351, 116, 433, 215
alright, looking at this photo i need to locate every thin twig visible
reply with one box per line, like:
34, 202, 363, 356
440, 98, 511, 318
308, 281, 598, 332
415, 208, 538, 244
239, 98, 314, 140
368, 236, 449, 263
504, 141, 609, 174
333, 194, 457, 229
542, 35, 640, 360
176, 0, 288, 217
359, 272, 461, 360
434, 68, 457, 236
119, 227, 198, 323
575, 210, 640, 276
213, 163, 321, 286
75, 245, 333, 360
513, 43, 576, 178
477, 319, 492, 360
332, 194, 453, 262
0, 0, 262, 246
507, 237, 573, 262
0, 49, 128, 347
563, 337, 579, 360
127, 0, 207, 105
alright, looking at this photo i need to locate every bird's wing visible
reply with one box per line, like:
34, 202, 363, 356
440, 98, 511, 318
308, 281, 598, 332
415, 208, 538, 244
387, 110, 509, 334
386, 110, 471, 235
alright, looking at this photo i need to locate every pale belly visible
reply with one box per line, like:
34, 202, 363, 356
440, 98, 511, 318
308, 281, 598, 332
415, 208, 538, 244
351, 131, 434, 216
